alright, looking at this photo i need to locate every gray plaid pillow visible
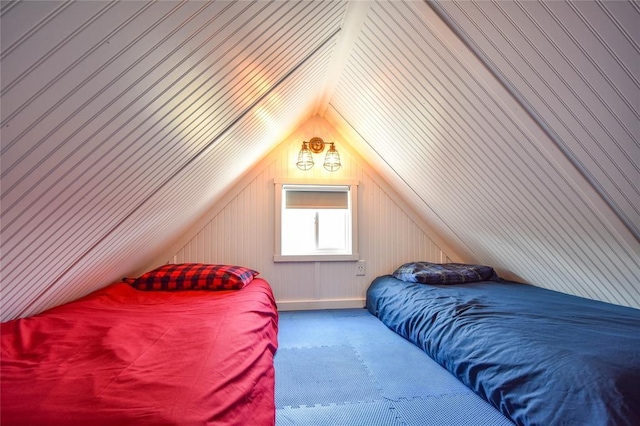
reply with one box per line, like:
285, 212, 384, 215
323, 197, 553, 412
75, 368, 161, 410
392, 262, 498, 284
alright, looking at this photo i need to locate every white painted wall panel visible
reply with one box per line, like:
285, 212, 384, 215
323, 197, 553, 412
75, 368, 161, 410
21, 44, 339, 319
1, 0, 637, 320
171, 117, 454, 308
435, 0, 639, 236
329, 0, 639, 307
1, 0, 347, 320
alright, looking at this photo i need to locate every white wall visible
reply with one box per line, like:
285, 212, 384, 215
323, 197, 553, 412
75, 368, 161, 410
164, 117, 458, 309
327, 0, 640, 308
3, 1, 636, 321
0, 1, 346, 321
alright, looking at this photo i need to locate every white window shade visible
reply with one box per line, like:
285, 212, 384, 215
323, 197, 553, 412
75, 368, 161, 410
285, 187, 349, 209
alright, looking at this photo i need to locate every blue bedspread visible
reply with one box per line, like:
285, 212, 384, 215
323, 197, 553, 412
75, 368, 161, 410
366, 276, 640, 426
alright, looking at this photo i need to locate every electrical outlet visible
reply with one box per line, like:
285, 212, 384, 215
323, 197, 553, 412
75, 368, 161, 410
356, 260, 366, 276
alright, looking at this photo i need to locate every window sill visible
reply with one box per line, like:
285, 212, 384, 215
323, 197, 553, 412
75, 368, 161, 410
273, 254, 360, 262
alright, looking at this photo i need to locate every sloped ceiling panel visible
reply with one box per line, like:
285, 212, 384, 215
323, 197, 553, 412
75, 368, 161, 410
1, 0, 347, 320
1, 0, 638, 320
329, 0, 639, 307
433, 0, 639, 244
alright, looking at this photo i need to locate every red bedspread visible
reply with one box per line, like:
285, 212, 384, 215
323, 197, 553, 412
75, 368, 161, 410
1, 278, 278, 425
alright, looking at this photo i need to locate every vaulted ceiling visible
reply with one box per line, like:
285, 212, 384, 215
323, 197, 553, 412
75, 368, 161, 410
1, 0, 638, 321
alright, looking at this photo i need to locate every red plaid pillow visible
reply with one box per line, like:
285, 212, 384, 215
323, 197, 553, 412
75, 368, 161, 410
129, 263, 259, 291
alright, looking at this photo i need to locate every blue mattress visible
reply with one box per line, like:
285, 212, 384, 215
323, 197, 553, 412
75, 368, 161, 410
366, 275, 640, 426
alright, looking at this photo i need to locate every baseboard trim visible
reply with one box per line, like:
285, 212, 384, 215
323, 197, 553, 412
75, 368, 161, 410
277, 298, 366, 311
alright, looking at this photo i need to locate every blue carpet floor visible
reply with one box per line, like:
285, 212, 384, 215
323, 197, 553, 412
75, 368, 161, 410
275, 308, 513, 426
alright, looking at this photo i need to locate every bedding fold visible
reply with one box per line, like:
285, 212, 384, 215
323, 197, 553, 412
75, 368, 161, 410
1, 278, 278, 426
367, 275, 640, 426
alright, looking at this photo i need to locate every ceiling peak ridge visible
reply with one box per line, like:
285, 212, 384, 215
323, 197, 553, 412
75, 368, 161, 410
315, 1, 373, 117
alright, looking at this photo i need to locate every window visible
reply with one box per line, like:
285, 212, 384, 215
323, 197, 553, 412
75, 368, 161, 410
274, 180, 359, 262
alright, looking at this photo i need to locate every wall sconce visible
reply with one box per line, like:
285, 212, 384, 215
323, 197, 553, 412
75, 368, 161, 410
296, 137, 341, 172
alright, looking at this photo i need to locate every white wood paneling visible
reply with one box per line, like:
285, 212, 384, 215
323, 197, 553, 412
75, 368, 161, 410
328, 0, 639, 307
171, 117, 454, 309
1, 0, 638, 320
1, 0, 348, 320
434, 0, 639, 240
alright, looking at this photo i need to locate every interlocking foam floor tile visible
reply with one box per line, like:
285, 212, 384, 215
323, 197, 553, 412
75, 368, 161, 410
338, 314, 410, 347
276, 401, 402, 426
356, 342, 473, 399
275, 346, 381, 408
277, 311, 350, 349
391, 395, 514, 426
328, 308, 371, 318
275, 310, 513, 425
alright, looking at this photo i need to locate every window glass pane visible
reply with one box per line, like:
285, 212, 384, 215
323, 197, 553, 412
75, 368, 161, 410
281, 209, 316, 255
317, 210, 349, 251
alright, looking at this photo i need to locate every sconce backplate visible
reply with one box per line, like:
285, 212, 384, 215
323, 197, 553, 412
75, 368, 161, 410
308, 137, 325, 153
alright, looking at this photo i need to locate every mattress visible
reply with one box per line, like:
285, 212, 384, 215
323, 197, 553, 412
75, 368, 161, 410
1, 277, 278, 425
366, 275, 640, 426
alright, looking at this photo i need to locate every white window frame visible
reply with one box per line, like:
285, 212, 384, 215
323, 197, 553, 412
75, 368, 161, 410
274, 178, 359, 262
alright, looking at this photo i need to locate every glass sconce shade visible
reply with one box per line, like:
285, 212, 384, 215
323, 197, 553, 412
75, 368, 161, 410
323, 143, 341, 171
296, 142, 314, 171
296, 138, 341, 172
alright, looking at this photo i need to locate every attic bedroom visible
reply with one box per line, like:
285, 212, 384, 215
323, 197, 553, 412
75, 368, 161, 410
1, 1, 638, 425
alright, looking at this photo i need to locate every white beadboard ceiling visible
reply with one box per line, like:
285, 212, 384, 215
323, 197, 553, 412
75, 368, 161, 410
1, 0, 638, 320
